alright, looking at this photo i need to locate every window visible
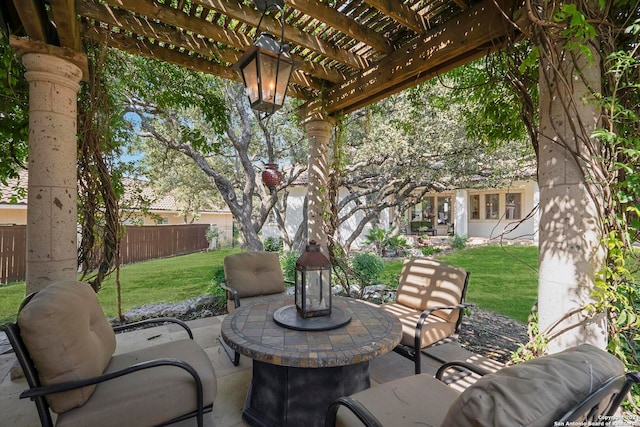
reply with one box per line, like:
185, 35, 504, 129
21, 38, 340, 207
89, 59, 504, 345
469, 195, 480, 220
437, 196, 452, 225
421, 197, 434, 221
410, 204, 420, 220
485, 194, 500, 219
505, 193, 522, 220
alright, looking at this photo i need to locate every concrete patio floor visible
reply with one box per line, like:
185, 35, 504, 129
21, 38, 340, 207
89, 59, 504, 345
0, 314, 504, 426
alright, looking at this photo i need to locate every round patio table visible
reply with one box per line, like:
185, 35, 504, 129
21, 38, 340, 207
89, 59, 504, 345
221, 295, 402, 427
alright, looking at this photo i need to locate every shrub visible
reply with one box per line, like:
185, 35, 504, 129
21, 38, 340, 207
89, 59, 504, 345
387, 235, 410, 257
421, 246, 443, 256
263, 236, 283, 252
280, 250, 299, 282
451, 234, 469, 250
206, 265, 226, 296
351, 252, 385, 287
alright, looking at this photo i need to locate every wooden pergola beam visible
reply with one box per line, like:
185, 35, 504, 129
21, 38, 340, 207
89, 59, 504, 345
79, 0, 327, 91
194, 0, 367, 71
322, 0, 516, 115
83, 24, 312, 101
285, 0, 393, 54
49, 0, 83, 51
91, 0, 336, 90
10, 0, 49, 42
363, 0, 426, 34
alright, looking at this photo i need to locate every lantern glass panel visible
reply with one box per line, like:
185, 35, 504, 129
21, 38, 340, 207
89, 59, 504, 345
240, 56, 259, 104
304, 269, 329, 312
294, 268, 303, 308
257, 51, 279, 105
274, 59, 293, 105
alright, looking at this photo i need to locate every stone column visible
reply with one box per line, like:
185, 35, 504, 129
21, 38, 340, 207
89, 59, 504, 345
303, 118, 334, 252
22, 53, 83, 294
537, 41, 607, 352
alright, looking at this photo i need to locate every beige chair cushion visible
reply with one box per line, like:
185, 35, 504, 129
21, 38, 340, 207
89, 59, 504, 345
381, 301, 456, 348
56, 339, 218, 427
395, 259, 467, 323
441, 344, 625, 427
18, 280, 116, 414
335, 373, 460, 427
224, 252, 285, 298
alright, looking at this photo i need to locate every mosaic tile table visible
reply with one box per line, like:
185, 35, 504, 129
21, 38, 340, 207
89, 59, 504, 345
221, 296, 402, 427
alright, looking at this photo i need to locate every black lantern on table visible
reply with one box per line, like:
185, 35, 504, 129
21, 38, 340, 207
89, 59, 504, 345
295, 240, 331, 318
232, 0, 297, 116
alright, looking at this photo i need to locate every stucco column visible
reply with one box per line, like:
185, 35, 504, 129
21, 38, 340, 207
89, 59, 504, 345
537, 41, 607, 352
22, 53, 83, 294
454, 189, 468, 237
303, 118, 334, 251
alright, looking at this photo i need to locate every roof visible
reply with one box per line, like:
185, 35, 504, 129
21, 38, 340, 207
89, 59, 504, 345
3, 0, 525, 117
0, 169, 28, 205
0, 172, 229, 214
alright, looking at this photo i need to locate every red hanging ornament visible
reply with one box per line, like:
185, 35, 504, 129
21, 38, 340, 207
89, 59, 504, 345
261, 163, 283, 189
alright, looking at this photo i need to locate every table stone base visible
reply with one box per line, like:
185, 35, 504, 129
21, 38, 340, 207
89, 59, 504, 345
243, 360, 370, 427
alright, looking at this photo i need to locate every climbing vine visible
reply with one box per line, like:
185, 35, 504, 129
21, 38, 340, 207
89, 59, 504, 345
76, 42, 126, 319
436, 0, 639, 400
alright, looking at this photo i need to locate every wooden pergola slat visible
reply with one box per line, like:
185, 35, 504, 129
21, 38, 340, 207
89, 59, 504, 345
5, 0, 521, 117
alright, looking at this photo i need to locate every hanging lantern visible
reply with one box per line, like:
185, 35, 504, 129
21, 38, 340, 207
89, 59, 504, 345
232, 1, 297, 116
295, 240, 332, 318
261, 163, 283, 189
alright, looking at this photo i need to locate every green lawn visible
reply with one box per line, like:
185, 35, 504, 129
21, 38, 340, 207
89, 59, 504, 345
0, 245, 538, 326
376, 245, 539, 323
0, 248, 241, 325
439, 245, 538, 323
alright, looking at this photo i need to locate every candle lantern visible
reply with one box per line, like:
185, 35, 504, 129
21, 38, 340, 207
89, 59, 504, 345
295, 240, 331, 318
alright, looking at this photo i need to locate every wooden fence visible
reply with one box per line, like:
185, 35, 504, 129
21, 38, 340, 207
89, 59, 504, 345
118, 224, 209, 265
0, 224, 210, 284
0, 225, 27, 284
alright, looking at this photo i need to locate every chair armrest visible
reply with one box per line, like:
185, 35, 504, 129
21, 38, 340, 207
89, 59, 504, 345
435, 360, 492, 380
219, 282, 240, 309
113, 318, 193, 339
325, 396, 383, 427
414, 303, 470, 350
20, 358, 206, 426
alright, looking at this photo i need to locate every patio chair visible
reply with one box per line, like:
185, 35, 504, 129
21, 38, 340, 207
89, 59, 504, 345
380, 258, 470, 374
325, 344, 640, 427
219, 251, 293, 365
3, 280, 217, 427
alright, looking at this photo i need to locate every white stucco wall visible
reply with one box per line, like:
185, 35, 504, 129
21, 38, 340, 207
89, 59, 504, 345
264, 180, 539, 248
466, 181, 539, 240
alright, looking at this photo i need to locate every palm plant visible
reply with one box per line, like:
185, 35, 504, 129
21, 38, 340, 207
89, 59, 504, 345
364, 226, 395, 257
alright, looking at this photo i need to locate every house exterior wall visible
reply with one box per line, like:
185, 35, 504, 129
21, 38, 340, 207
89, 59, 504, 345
464, 180, 539, 240
0, 204, 234, 245
0, 206, 27, 225
267, 180, 539, 250
124, 211, 234, 246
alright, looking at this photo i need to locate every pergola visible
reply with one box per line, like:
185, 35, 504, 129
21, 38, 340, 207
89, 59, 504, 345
1, 0, 606, 352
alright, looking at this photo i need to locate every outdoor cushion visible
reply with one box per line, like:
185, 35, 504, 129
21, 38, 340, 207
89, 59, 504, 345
381, 301, 455, 348
223, 251, 285, 298
441, 344, 625, 426
335, 373, 459, 427
17, 280, 116, 413
395, 258, 467, 322
55, 339, 218, 427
